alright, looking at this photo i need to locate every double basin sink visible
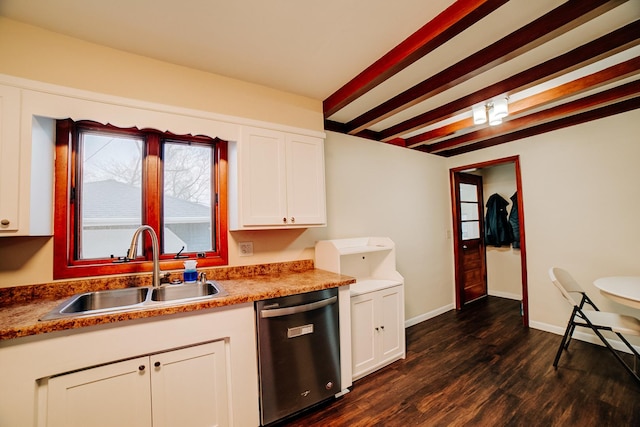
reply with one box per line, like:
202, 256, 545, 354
40, 281, 228, 321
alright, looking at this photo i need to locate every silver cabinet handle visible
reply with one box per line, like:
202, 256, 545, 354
260, 296, 337, 318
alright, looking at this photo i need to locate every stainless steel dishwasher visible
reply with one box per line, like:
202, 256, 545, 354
255, 287, 341, 426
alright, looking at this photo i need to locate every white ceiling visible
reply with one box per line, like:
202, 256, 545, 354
0, 0, 455, 100
1, 0, 638, 155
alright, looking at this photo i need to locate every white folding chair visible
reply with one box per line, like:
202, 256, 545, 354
549, 267, 640, 384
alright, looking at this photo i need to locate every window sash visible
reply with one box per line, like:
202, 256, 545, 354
162, 140, 215, 254
54, 119, 228, 280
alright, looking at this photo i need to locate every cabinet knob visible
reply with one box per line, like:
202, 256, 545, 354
380, 325, 385, 330
154, 361, 161, 368
282, 217, 287, 223
0, 219, 9, 226
375, 327, 379, 332
138, 365, 146, 371
290, 217, 295, 224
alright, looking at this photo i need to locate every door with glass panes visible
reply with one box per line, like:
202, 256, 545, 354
453, 172, 487, 307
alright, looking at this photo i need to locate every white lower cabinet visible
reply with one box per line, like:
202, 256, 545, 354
351, 284, 405, 380
47, 356, 153, 427
46, 340, 228, 427
151, 341, 228, 427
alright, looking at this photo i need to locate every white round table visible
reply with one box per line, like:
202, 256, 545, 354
593, 276, 640, 310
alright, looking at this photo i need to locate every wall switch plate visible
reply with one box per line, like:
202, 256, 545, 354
239, 241, 253, 257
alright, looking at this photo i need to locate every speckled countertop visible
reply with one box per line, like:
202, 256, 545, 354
0, 260, 355, 341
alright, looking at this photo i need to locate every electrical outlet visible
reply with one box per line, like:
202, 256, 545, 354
239, 241, 253, 257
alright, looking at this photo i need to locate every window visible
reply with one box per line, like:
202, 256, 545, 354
54, 119, 228, 279
459, 183, 480, 240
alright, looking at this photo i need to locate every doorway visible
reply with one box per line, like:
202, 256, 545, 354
450, 156, 529, 327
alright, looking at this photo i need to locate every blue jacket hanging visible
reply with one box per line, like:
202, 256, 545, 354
485, 193, 514, 247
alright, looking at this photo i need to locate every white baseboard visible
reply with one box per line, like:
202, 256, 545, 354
405, 303, 454, 328
488, 290, 522, 300
530, 320, 640, 354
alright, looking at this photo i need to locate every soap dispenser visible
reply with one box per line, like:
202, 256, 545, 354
183, 260, 198, 283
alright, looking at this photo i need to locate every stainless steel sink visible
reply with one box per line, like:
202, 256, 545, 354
40, 281, 227, 321
151, 281, 225, 302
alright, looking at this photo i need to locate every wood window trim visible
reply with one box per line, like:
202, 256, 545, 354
53, 119, 228, 280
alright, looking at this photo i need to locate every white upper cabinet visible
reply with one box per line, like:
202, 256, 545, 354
229, 126, 326, 230
233, 127, 288, 227
285, 132, 327, 226
0, 85, 21, 233
0, 85, 55, 237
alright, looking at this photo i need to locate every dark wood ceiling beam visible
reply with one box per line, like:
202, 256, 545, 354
380, 20, 640, 142
406, 55, 640, 147
423, 78, 640, 155
435, 95, 640, 157
343, 0, 625, 134
406, 118, 475, 146
325, 119, 384, 143
324, 119, 348, 134
322, 0, 508, 118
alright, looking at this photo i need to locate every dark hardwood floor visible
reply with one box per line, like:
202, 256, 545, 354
279, 297, 640, 426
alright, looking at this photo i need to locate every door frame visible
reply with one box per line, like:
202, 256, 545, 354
450, 155, 529, 327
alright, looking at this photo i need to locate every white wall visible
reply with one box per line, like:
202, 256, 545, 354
318, 132, 454, 322
226, 131, 455, 322
0, 17, 322, 131
447, 109, 640, 336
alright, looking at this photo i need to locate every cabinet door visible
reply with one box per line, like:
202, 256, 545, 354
285, 134, 326, 226
47, 356, 152, 427
239, 127, 288, 226
0, 85, 21, 233
379, 286, 404, 363
151, 340, 229, 427
350, 292, 378, 378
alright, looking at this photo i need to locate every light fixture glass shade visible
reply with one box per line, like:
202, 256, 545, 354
472, 104, 486, 125
488, 105, 502, 126
492, 97, 508, 119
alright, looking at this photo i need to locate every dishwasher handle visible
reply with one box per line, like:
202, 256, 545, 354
260, 296, 337, 318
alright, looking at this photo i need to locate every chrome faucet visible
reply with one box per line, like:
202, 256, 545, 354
127, 225, 161, 288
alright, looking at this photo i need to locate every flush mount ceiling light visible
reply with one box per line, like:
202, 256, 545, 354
472, 96, 509, 126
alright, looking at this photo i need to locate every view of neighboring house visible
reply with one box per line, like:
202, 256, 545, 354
81, 180, 212, 259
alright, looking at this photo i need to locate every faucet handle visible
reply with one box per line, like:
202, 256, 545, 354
160, 272, 172, 284
110, 254, 131, 264
198, 272, 207, 284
